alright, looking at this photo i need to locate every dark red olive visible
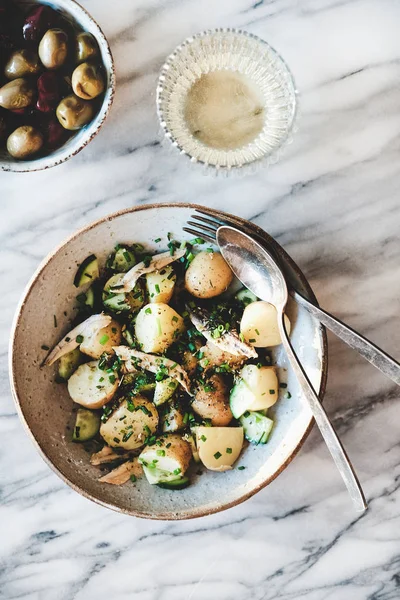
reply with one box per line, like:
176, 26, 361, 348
22, 5, 60, 43
36, 72, 61, 112
42, 116, 68, 149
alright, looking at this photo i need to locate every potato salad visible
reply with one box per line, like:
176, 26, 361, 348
43, 236, 290, 490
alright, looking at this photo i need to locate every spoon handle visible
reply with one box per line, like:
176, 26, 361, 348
277, 313, 367, 512
292, 290, 400, 386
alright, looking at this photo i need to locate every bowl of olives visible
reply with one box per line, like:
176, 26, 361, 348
0, 0, 115, 172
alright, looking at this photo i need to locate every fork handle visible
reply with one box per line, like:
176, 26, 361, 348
277, 312, 367, 512
292, 290, 400, 386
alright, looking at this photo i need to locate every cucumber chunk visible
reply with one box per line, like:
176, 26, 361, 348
58, 347, 82, 381
153, 376, 178, 406
74, 254, 99, 287
230, 380, 256, 419
112, 247, 136, 272
235, 288, 258, 306
240, 411, 273, 444
103, 274, 144, 314
72, 408, 101, 442
157, 476, 190, 490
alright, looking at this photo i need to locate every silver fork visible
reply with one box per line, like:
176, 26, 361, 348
184, 209, 400, 387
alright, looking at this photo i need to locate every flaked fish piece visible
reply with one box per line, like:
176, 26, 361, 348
43, 313, 112, 367
188, 306, 257, 359
110, 249, 186, 293
90, 445, 131, 466
113, 346, 192, 395
98, 458, 143, 485
199, 342, 247, 372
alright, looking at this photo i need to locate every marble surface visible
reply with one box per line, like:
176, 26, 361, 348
2, 0, 400, 598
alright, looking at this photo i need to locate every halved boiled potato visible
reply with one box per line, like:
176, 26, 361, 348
80, 319, 122, 358
240, 301, 291, 347
195, 426, 243, 472
185, 251, 233, 299
68, 360, 119, 409
139, 434, 192, 484
99, 396, 158, 450
230, 365, 278, 418
241, 365, 278, 410
135, 303, 185, 353
146, 265, 176, 304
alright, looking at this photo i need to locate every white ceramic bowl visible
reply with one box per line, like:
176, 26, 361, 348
10, 204, 327, 519
0, 0, 115, 173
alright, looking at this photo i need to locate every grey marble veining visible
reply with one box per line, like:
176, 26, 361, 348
1, 0, 400, 598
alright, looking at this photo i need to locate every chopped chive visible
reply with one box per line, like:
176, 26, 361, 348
190, 237, 205, 245
76, 334, 84, 344
206, 248, 214, 253
183, 413, 189, 424
172, 315, 178, 323
99, 377, 104, 382
123, 251, 131, 262
239, 333, 245, 342
155, 284, 160, 294
142, 255, 152, 268
173, 468, 181, 475
109, 375, 116, 384
226, 448, 232, 454
249, 338, 256, 343
53, 315, 57, 328
145, 307, 152, 315
99, 334, 109, 346
41, 344, 49, 351
200, 435, 207, 442
130, 474, 137, 483
157, 449, 166, 457
122, 431, 133, 442
238, 466, 246, 470
127, 400, 135, 412
166, 442, 172, 449
214, 451, 222, 460
154, 238, 161, 243
269, 389, 275, 395
255, 328, 260, 335
65, 337, 71, 342
280, 382, 288, 389
285, 391, 292, 399
113, 437, 120, 443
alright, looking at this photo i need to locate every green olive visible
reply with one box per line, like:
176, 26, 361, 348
7, 126, 43, 159
4, 50, 41, 80
38, 28, 68, 70
76, 32, 99, 64
72, 62, 104, 100
0, 78, 35, 110
56, 94, 94, 130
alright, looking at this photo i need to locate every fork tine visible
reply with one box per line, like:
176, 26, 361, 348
191, 214, 222, 229
186, 220, 218, 236
194, 209, 227, 226
182, 227, 216, 244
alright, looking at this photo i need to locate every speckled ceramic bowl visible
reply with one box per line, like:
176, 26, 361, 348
9, 204, 327, 520
0, 0, 115, 173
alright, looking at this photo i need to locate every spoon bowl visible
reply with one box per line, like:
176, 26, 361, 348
216, 226, 288, 308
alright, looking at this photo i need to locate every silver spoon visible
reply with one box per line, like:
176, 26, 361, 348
217, 225, 367, 513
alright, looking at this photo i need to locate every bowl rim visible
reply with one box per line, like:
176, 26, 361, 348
0, 0, 116, 173
9, 203, 328, 519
